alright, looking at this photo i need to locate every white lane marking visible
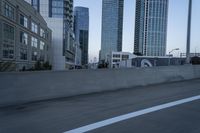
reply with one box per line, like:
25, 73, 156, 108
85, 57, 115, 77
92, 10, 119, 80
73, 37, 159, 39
64, 95, 200, 133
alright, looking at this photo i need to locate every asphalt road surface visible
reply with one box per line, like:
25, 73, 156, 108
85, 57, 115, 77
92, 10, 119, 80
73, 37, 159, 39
0, 79, 200, 133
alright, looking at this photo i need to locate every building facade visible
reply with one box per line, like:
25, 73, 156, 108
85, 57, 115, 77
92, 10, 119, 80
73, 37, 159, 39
109, 52, 136, 68
74, 7, 89, 67
134, 0, 169, 56
0, 0, 52, 71
180, 53, 200, 58
100, 0, 124, 62
25, 0, 75, 70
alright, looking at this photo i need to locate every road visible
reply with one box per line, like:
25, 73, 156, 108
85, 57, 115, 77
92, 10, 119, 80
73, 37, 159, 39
0, 79, 200, 133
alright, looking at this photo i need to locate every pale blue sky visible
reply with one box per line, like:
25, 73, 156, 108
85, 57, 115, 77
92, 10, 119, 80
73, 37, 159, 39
74, 0, 200, 62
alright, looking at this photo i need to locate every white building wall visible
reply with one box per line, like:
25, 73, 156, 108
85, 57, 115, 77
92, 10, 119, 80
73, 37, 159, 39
75, 42, 82, 66
48, 19, 65, 70
110, 52, 136, 68
25, 0, 66, 70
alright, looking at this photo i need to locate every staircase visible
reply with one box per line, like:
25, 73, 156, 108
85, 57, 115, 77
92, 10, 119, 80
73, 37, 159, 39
0, 61, 16, 72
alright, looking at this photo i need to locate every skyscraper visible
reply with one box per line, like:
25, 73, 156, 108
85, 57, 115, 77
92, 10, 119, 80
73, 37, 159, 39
100, 0, 124, 61
25, 0, 75, 70
134, 0, 169, 56
74, 7, 89, 66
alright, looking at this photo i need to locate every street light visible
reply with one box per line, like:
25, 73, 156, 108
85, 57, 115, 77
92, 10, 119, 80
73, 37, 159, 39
169, 48, 180, 56
168, 48, 180, 65
186, 0, 192, 64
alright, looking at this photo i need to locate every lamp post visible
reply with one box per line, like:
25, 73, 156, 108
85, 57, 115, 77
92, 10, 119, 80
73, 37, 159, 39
169, 48, 180, 56
186, 0, 192, 64
168, 48, 180, 65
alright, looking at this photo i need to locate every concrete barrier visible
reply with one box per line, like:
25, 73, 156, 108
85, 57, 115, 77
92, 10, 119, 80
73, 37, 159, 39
0, 65, 200, 107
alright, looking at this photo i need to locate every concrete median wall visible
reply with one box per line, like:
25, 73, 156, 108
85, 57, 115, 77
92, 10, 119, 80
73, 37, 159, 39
0, 65, 200, 107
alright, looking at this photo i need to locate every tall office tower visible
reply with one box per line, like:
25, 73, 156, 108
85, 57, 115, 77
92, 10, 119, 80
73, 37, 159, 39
74, 7, 89, 66
134, 0, 169, 56
100, 0, 124, 61
25, 0, 75, 70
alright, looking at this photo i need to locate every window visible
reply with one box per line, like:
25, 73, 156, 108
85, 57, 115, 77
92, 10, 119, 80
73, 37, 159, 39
3, 48, 14, 59
20, 31, 28, 45
113, 54, 120, 58
122, 55, 129, 60
113, 59, 120, 63
31, 22, 38, 34
31, 36, 38, 61
40, 28, 45, 38
3, 23, 14, 40
31, 0, 40, 12
4, 2, 14, 20
20, 48, 27, 60
31, 37, 38, 48
32, 51, 37, 61
39, 41, 45, 61
40, 41, 45, 50
49, 0, 64, 18
20, 14, 28, 28
2, 24, 14, 59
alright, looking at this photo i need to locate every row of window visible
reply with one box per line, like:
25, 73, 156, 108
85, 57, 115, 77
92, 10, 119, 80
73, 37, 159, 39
20, 14, 46, 38
3, 23, 45, 50
3, 2, 47, 39
2, 23, 45, 61
20, 48, 44, 61
20, 33, 45, 50
3, 44, 45, 61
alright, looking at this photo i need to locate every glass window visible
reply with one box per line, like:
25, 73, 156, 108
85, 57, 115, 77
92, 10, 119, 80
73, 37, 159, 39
20, 14, 28, 28
122, 55, 129, 60
40, 41, 45, 50
31, 0, 40, 12
113, 59, 120, 63
49, 0, 64, 18
31, 22, 38, 34
3, 23, 14, 40
4, 2, 14, 20
113, 54, 120, 58
20, 48, 27, 60
32, 51, 37, 61
31, 37, 38, 48
20, 31, 28, 45
2, 24, 15, 59
40, 28, 45, 38
3, 48, 14, 59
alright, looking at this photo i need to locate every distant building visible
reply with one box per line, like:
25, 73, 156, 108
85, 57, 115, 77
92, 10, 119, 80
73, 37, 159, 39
134, 0, 169, 56
0, 0, 52, 71
25, 0, 75, 70
180, 53, 200, 58
120, 56, 185, 68
74, 7, 89, 67
108, 52, 185, 69
129, 57, 185, 68
108, 52, 136, 68
100, 0, 124, 61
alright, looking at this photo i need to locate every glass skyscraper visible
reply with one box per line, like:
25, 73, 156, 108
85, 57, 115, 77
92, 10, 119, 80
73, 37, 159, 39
100, 0, 124, 61
74, 7, 89, 66
134, 0, 169, 56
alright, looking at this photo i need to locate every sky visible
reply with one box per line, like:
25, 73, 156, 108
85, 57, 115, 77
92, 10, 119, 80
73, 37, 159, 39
74, 0, 200, 62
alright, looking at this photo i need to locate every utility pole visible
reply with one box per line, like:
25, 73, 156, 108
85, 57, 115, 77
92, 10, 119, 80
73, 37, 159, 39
186, 0, 192, 64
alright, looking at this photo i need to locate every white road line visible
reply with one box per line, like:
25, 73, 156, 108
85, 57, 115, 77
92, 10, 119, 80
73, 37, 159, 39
64, 95, 200, 133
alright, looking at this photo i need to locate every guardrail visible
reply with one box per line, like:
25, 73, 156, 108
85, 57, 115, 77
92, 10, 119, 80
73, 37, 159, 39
0, 65, 200, 107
